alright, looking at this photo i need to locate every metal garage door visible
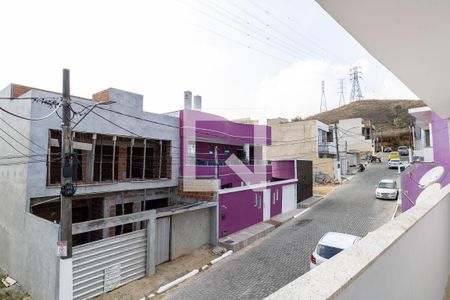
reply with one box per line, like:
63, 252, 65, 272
155, 217, 171, 265
72, 229, 147, 300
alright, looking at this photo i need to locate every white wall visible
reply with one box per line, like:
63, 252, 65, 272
266, 191, 450, 300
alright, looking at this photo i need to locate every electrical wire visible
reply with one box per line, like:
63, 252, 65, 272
0, 116, 47, 151
0, 127, 40, 154
0, 100, 63, 121
196, 0, 317, 60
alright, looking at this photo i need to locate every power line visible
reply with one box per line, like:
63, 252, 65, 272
0, 116, 47, 151
246, 0, 353, 65
200, 0, 322, 60
0, 127, 40, 154
180, 0, 309, 62
0, 100, 63, 121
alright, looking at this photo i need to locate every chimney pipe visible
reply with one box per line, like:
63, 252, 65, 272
194, 95, 202, 111
184, 91, 192, 109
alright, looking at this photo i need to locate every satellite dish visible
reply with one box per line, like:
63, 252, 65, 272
418, 166, 444, 188
416, 183, 441, 204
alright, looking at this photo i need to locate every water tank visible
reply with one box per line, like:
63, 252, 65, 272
184, 91, 192, 109
194, 95, 202, 110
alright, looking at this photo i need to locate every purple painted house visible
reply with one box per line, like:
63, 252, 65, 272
178, 109, 298, 238
401, 107, 450, 211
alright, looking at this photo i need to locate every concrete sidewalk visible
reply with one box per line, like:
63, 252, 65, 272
218, 196, 323, 252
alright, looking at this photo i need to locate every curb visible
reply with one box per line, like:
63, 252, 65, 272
153, 249, 234, 296
156, 269, 199, 294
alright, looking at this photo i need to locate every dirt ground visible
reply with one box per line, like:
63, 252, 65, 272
313, 183, 338, 196
95, 245, 218, 300
0, 270, 30, 300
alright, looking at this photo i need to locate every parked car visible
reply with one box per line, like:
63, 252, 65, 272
397, 146, 409, 156
388, 158, 405, 170
388, 151, 400, 161
310, 232, 361, 269
375, 179, 398, 200
384, 147, 392, 152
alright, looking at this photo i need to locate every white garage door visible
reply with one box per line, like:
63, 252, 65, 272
282, 184, 297, 214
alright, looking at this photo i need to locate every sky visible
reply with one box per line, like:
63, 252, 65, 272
0, 0, 417, 122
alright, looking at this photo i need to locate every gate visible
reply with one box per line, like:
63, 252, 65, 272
72, 230, 147, 300
155, 217, 171, 265
71, 210, 156, 300
296, 160, 313, 202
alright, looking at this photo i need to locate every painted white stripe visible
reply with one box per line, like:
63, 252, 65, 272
210, 250, 233, 264
156, 269, 199, 294
293, 208, 311, 219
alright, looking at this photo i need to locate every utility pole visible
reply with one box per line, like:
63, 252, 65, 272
349, 66, 363, 102
60, 69, 75, 259
320, 81, 327, 113
338, 79, 345, 106
334, 123, 341, 183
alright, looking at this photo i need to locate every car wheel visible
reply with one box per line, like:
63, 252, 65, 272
395, 192, 398, 200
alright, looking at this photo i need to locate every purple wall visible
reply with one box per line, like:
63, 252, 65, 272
218, 181, 294, 238
180, 109, 271, 178
402, 112, 450, 211
219, 189, 263, 238
272, 160, 296, 180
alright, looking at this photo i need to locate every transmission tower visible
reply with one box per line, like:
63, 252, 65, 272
349, 66, 363, 101
320, 80, 327, 112
338, 78, 346, 106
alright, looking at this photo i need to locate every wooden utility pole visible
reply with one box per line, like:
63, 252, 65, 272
334, 123, 341, 183
60, 69, 74, 258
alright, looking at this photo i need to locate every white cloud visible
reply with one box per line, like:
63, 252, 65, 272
254, 59, 349, 120
253, 58, 418, 121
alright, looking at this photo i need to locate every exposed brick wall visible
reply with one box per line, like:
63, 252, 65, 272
177, 179, 215, 201
82, 151, 89, 183
92, 89, 109, 102
107, 203, 116, 237
89, 199, 104, 241
118, 146, 128, 180
12, 84, 32, 97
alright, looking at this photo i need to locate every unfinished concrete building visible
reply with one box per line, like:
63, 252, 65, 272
0, 84, 215, 300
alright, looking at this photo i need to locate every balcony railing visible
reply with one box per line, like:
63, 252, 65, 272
318, 142, 337, 155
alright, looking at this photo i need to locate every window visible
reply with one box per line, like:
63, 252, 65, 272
224, 147, 230, 155
316, 244, 343, 259
187, 143, 196, 165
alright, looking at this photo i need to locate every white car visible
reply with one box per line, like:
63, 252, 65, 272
310, 232, 361, 269
375, 179, 399, 200
388, 158, 405, 170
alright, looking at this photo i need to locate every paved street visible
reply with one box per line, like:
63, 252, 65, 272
165, 160, 398, 300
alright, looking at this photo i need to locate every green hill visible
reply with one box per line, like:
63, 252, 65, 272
305, 99, 425, 131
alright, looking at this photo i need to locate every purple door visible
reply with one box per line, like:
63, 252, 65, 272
270, 187, 282, 217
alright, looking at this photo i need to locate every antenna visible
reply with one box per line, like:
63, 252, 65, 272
338, 78, 346, 106
349, 66, 363, 101
320, 80, 327, 112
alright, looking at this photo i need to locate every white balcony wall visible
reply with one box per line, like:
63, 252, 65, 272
266, 191, 450, 300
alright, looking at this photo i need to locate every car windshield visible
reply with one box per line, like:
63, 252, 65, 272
316, 244, 343, 259
378, 182, 395, 189
398, 147, 407, 150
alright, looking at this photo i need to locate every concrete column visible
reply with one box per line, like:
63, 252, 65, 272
146, 210, 156, 276
58, 258, 73, 300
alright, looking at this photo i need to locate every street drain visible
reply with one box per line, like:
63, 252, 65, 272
295, 219, 312, 227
